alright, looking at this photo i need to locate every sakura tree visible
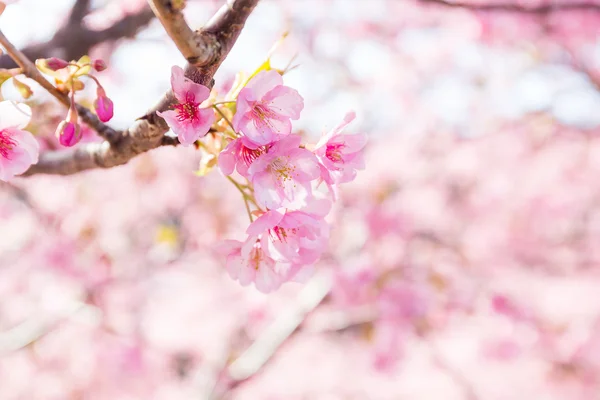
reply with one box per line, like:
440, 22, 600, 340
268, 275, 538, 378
0, 0, 599, 399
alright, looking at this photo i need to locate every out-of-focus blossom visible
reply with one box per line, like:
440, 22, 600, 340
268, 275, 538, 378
247, 206, 330, 266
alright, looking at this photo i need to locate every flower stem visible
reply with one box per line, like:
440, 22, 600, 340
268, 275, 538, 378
227, 176, 255, 222
212, 104, 237, 134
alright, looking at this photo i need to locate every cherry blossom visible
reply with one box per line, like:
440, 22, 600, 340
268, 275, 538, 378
247, 207, 330, 266
218, 137, 266, 178
247, 135, 321, 209
157, 66, 215, 146
314, 112, 367, 185
0, 101, 39, 181
233, 70, 303, 146
218, 237, 292, 293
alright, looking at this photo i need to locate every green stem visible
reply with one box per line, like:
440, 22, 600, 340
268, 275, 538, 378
227, 176, 255, 222
212, 104, 237, 134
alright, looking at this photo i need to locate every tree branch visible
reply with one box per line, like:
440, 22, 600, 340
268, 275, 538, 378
148, 0, 217, 65
0, 6, 155, 69
67, 0, 92, 26
418, 0, 600, 14
23, 0, 259, 177
0, 30, 119, 144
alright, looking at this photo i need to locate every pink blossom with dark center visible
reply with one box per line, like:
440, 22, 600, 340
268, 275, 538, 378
157, 66, 215, 146
233, 70, 303, 146
314, 112, 367, 185
218, 137, 266, 178
0, 101, 39, 181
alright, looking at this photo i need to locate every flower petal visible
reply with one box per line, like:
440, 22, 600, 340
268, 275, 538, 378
263, 86, 304, 119
0, 101, 31, 130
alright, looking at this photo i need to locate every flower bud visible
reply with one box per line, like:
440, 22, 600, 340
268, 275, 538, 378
56, 101, 82, 147
45, 57, 69, 71
55, 120, 82, 147
94, 87, 113, 122
92, 59, 107, 72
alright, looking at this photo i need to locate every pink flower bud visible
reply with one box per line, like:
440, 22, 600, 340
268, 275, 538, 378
45, 57, 69, 71
92, 59, 107, 72
94, 87, 113, 122
55, 120, 81, 147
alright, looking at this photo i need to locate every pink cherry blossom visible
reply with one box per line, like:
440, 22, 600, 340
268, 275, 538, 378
218, 137, 266, 178
247, 135, 321, 209
233, 70, 303, 146
157, 65, 215, 146
0, 101, 39, 181
217, 237, 291, 293
314, 112, 367, 184
247, 207, 330, 266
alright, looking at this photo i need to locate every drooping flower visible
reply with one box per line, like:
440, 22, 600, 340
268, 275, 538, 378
218, 137, 266, 178
157, 66, 215, 146
0, 101, 39, 181
233, 70, 303, 146
314, 112, 367, 184
247, 206, 330, 266
217, 236, 293, 293
94, 86, 113, 122
247, 135, 321, 209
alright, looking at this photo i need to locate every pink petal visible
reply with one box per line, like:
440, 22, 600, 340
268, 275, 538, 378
218, 140, 238, 176
247, 209, 285, 236
191, 108, 216, 138
253, 171, 285, 209
241, 116, 290, 146
233, 89, 254, 131
246, 70, 283, 99
263, 86, 304, 119
157, 110, 195, 146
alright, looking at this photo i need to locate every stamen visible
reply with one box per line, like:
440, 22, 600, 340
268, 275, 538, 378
0, 130, 17, 159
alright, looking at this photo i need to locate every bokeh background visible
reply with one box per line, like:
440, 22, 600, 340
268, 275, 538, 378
1, 0, 600, 398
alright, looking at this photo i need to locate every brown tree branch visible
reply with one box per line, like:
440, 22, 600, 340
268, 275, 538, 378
23, 0, 259, 177
0, 7, 155, 69
418, 0, 600, 14
148, 0, 216, 65
0, 30, 119, 144
67, 0, 92, 25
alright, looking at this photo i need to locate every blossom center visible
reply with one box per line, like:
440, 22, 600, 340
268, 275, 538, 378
268, 156, 295, 183
269, 225, 298, 243
326, 143, 345, 164
174, 93, 200, 122
0, 130, 17, 159
250, 241, 263, 270
241, 145, 265, 167
251, 103, 277, 122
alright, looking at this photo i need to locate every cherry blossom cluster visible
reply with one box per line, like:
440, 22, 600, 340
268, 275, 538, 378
159, 66, 367, 292
0, 55, 113, 181
36, 56, 113, 146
